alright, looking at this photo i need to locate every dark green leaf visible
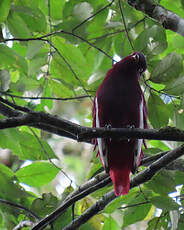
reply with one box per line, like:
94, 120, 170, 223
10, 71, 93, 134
26, 41, 44, 59
7, 10, 32, 38
31, 193, 58, 217
164, 75, 184, 96
135, 25, 167, 55
150, 53, 183, 83
0, 163, 29, 200
146, 170, 176, 195
0, 44, 28, 74
122, 192, 152, 227
12, 6, 47, 32
150, 196, 179, 211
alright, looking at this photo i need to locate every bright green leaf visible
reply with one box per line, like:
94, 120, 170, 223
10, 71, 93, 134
50, 0, 65, 20
16, 162, 60, 187
0, 44, 28, 74
148, 93, 170, 128
0, 0, 11, 24
102, 216, 119, 230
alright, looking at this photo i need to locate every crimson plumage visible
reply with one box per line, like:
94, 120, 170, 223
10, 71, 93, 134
92, 52, 148, 196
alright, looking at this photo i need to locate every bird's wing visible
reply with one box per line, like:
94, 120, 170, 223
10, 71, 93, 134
133, 96, 144, 171
95, 97, 109, 171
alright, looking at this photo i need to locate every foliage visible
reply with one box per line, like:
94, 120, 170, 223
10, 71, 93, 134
0, 0, 184, 229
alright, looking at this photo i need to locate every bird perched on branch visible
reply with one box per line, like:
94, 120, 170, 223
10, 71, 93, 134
92, 52, 148, 196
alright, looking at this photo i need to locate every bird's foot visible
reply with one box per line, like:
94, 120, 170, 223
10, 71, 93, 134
127, 124, 135, 129
127, 124, 135, 142
105, 124, 112, 130
105, 124, 112, 141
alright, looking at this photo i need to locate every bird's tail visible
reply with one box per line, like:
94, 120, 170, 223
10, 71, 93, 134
110, 168, 130, 196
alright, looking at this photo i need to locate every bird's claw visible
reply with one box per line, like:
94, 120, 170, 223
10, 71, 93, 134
127, 124, 135, 129
105, 124, 112, 142
105, 124, 112, 130
127, 124, 135, 142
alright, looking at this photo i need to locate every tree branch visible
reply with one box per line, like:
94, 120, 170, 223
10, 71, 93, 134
127, 0, 184, 36
0, 98, 184, 143
62, 144, 184, 230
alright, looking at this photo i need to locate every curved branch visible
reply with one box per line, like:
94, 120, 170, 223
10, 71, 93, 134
0, 198, 40, 220
63, 144, 184, 230
127, 0, 184, 36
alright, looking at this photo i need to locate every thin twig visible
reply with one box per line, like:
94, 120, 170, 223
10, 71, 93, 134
72, 0, 115, 32
30, 127, 73, 185
0, 198, 40, 220
118, 0, 134, 51
1, 91, 91, 101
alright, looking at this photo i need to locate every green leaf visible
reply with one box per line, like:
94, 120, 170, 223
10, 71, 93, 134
172, 35, 184, 49
105, 189, 138, 214
0, 129, 22, 156
0, 163, 28, 200
150, 53, 183, 83
150, 196, 179, 211
7, 10, 32, 38
26, 41, 44, 59
28, 52, 48, 76
73, 2, 93, 22
148, 93, 170, 128
16, 162, 60, 187
52, 37, 92, 85
0, 44, 28, 74
50, 0, 65, 20
0, 0, 11, 24
122, 192, 152, 227
134, 25, 167, 55
102, 216, 119, 230
146, 170, 176, 195
19, 132, 57, 160
147, 216, 168, 230
12, 6, 47, 32
164, 75, 184, 96
174, 171, 184, 185
31, 193, 59, 217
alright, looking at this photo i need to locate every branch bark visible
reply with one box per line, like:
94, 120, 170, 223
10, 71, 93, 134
62, 144, 184, 230
127, 0, 184, 36
0, 98, 184, 143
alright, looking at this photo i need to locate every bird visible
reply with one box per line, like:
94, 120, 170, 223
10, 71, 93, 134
92, 52, 148, 196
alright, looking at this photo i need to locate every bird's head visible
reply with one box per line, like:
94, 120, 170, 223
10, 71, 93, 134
131, 51, 147, 75
116, 52, 147, 78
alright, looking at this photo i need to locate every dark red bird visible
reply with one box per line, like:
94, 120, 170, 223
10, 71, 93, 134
92, 52, 148, 196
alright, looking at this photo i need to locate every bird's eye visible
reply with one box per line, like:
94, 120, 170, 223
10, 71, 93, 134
132, 53, 139, 62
